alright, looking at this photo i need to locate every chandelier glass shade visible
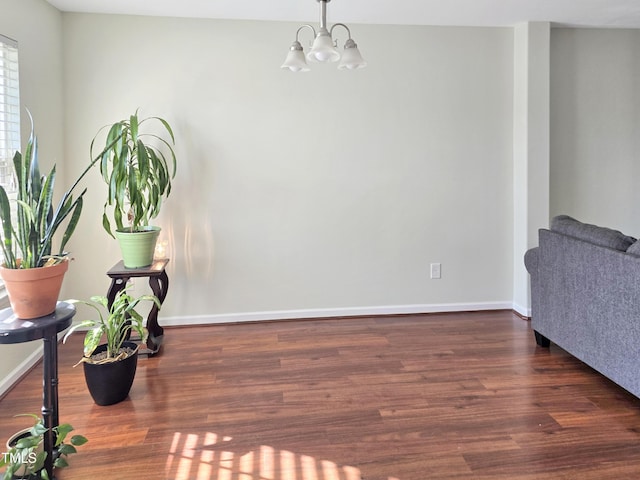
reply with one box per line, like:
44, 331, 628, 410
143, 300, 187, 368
281, 0, 367, 72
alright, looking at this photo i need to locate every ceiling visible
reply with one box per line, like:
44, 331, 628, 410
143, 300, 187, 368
45, 0, 640, 28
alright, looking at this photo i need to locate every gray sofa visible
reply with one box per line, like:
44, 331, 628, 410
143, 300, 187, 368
525, 215, 640, 398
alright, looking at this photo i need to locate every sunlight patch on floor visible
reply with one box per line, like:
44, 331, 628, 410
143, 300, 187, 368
165, 431, 396, 480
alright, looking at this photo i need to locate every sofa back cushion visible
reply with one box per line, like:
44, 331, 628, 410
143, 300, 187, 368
626, 240, 640, 256
550, 215, 636, 251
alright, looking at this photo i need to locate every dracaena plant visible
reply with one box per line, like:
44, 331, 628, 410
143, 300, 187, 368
63, 289, 161, 364
90, 109, 177, 238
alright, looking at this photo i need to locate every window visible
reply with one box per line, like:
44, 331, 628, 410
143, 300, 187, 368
0, 34, 19, 286
0, 34, 19, 196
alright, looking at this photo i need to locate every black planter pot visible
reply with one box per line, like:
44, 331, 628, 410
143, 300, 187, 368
83, 341, 139, 406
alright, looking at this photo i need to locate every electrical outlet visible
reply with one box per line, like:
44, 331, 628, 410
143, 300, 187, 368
430, 263, 441, 279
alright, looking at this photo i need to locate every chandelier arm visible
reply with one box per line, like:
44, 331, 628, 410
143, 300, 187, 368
295, 24, 317, 43
329, 23, 352, 42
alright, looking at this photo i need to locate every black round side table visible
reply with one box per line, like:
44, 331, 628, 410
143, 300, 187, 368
0, 302, 76, 480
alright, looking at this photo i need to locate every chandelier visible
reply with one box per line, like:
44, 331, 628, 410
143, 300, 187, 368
281, 0, 367, 72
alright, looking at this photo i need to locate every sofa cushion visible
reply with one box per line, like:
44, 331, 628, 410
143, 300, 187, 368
550, 215, 636, 251
627, 240, 640, 256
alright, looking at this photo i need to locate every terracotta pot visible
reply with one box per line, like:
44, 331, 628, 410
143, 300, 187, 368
0, 259, 69, 319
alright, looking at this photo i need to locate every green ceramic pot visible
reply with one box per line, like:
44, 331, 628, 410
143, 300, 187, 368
114, 226, 161, 268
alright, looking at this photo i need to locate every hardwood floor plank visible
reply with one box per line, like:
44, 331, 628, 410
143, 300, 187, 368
1, 310, 639, 479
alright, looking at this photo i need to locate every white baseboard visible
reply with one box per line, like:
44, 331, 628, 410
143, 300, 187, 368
0, 331, 70, 399
160, 301, 515, 326
0, 345, 44, 399
0, 301, 518, 398
512, 302, 531, 318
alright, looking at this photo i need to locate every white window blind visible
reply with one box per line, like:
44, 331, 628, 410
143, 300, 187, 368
0, 34, 19, 195
0, 35, 19, 280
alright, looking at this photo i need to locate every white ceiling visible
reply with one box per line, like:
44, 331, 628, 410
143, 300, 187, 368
45, 0, 640, 28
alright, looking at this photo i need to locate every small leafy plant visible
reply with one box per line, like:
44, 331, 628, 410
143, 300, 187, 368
0, 414, 87, 480
63, 289, 161, 364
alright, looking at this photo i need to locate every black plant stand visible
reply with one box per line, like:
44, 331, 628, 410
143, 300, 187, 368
0, 302, 76, 480
106, 258, 169, 355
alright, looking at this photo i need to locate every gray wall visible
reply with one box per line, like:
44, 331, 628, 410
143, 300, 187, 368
551, 28, 640, 236
61, 15, 515, 324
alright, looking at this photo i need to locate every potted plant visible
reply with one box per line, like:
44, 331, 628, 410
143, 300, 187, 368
0, 111, 99, 319
63, 289, 161, 406
91, 109, 177, 268
0, 413, 87, 480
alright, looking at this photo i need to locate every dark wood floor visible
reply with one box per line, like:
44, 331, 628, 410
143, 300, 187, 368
1, 310, 639, 480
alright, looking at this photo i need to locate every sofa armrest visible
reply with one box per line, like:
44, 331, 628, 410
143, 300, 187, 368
524, 246, 539, 322
524, 247, 538, 275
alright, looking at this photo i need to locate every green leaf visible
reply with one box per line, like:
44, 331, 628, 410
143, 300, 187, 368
56, 444, 76, 456
89, 295, 109, 308
62, 319, 97, 344
32, 450, 47, 472
60, 195, 83, 253
55, 423, 73, 443
32, 422, 47, 436
137, 140, 149, 181
102, 211, 114, 238
53, 456, 69, 468
15, 436, 40, 449
0, 185, 16, 267
70, 434, 88, 446
130, 111, 139, 142
83, 325, 105, 357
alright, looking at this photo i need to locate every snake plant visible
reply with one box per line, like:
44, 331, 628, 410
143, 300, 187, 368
0, 111, 91, 269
